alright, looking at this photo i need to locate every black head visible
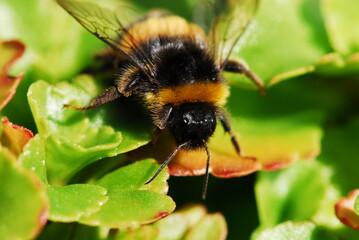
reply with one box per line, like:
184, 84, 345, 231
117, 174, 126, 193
167, 102, 217, 150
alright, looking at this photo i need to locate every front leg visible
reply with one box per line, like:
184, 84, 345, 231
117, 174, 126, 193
224, 59, 266, 95
64, 71, 140, 110
151, 127, 162, 146
151, 105, 173, 145
217, 111, 241, 156
64, 86, 121, 110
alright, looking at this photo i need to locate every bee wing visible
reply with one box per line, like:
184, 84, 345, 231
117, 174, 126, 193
203, 0, 260, 64
57, 0, 155, 78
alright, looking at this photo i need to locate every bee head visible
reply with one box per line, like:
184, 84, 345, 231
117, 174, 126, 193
167, 102, 217, 150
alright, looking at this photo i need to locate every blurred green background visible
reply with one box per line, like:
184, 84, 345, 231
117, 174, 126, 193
1, 0, 359, 239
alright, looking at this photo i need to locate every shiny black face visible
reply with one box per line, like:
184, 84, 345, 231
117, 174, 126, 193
167, 103, 217, 150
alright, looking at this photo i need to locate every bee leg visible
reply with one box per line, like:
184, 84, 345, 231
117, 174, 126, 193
151, 128, 162, 145
156, 105, 173, 129
64, 86, 121, 110
218, 111, 241, 156
151, 105, 173, 145
223, 59, 266, 95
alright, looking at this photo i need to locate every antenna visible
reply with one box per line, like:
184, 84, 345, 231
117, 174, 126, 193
145, 141, 189, 184
202, 143, 211, 200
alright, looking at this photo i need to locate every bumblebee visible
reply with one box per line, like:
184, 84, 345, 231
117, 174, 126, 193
58, 0, 265, 198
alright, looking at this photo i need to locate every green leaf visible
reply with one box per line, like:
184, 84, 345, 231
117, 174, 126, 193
315, 0, 359, 76
44, 135, 122, 185
319, 120, 359, 194
315, 53, 359, 76
28, 77, 101, 138
355, 195, 359, 216
224, 79, 325, 170
0, 40, 24, 111
0, 0, 104, 81
18, 135, 48, 184
255, 119, 359, 239
153, 213, 188, 240
252, 221, 338, 240
115, 225, 159, 240
211, 112, 323, 174
175, 204, 207, 228
20, 142, 174, 228
321, 0, 359, 56
152, 205, 207, 240
96, 159, 168, 194
19, 135, 110, 224
114, 205, 224, 240
47, 185, 108, 222
229, 0, 332, 86
0, 146, 48, 240
0, 0, 106, 131
255, 161, 340, 228
185, 213, 227, 240
79, 159, 175, 228
27, 77, 151, 184
1, 116, 34, 157
17, 121, 174, 229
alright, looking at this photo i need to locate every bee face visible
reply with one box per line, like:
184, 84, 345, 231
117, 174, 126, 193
168, 102, 217, 150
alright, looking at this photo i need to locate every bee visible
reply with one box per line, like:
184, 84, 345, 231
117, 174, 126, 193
58, 0, 265, 199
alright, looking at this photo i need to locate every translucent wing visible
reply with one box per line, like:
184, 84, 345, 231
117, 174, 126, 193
193, 0, 215, 34
199, 0, 260, 65
57, 0, 155, 78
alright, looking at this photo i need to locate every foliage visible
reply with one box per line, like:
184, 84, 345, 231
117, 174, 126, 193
0, 0, 358, 239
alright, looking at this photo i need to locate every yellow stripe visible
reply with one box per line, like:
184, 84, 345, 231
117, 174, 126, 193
120, 16, 207, 53
146, 82, 229, 108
